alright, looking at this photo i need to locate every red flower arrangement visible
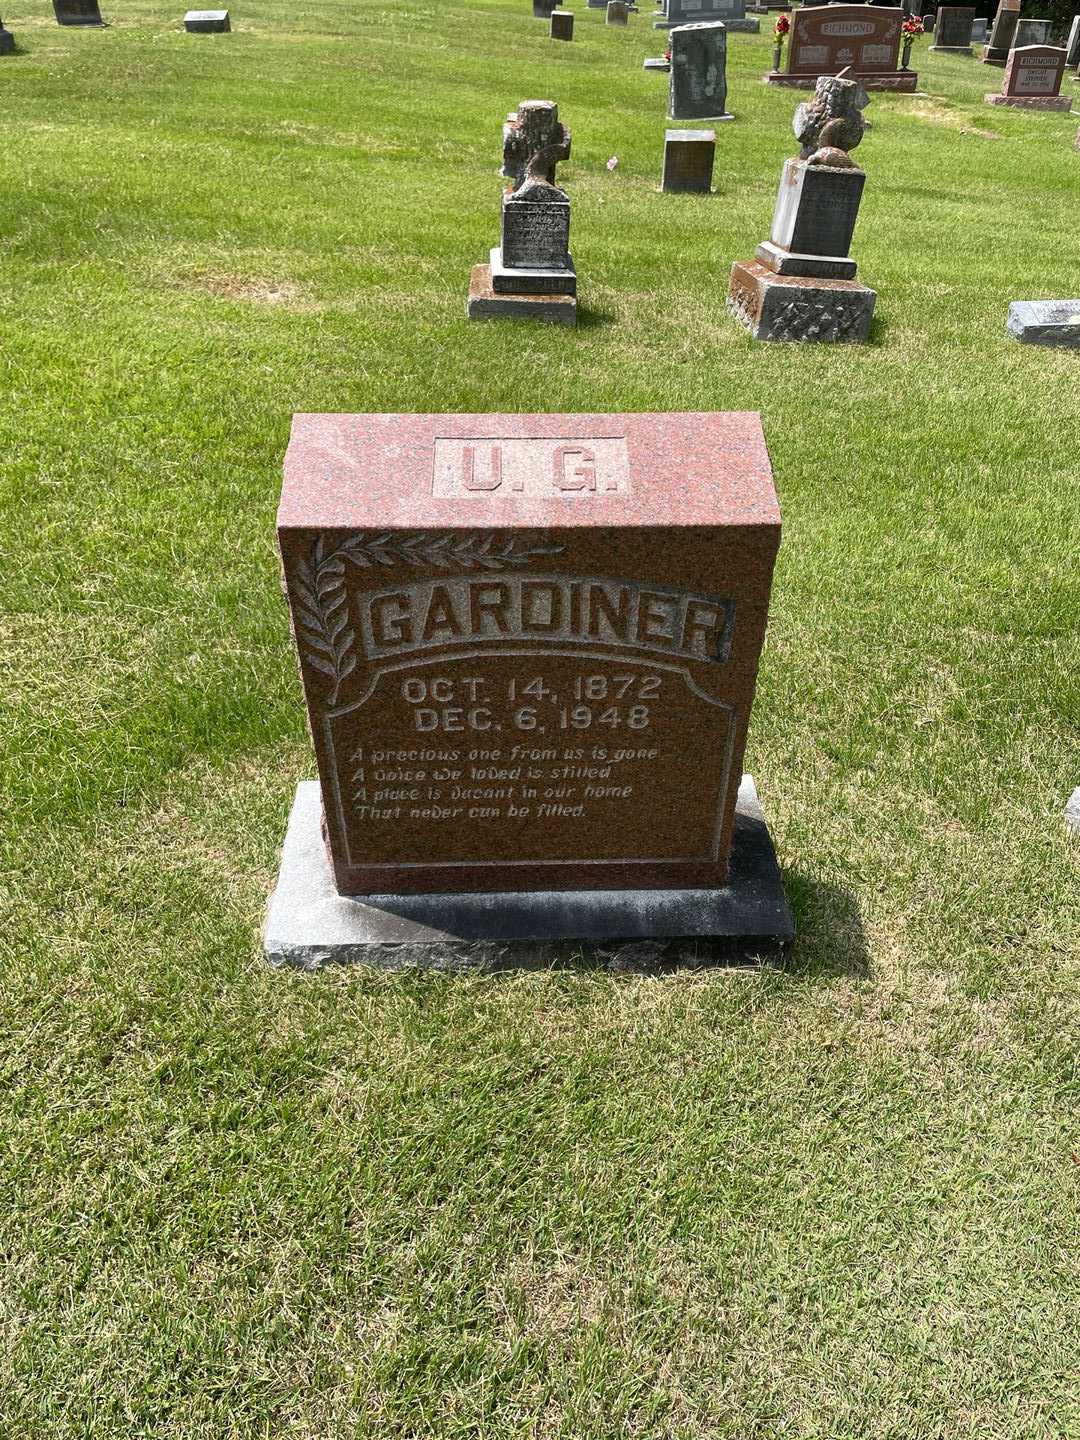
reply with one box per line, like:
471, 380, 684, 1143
902, 14, 924, 36
772, 12, 791, 70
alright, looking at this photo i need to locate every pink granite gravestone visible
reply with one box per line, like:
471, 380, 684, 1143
986, 44, 1071, 109
267, 413, 792, 969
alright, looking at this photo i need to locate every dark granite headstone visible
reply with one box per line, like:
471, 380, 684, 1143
500, 195, 571, 273
971, 17, 987, 42
1066, 15, 1080, 68
550, 9, 574, 39
533, 0, 557, 17
669, 20, 731, 120
1014, 18, 1050, 47
982, 0, 1019, 64
657, 0, 759, 32
53, 0, 103, 24
662, 128, 716, 191
931, 6, 975, 52
0, 17, 14, 51
769, 158, 865, 258
607, 0, 630, 22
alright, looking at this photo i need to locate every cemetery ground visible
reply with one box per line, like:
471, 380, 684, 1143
2, 0, 1079, 1435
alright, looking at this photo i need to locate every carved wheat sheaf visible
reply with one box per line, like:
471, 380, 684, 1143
294, 532, 566, 706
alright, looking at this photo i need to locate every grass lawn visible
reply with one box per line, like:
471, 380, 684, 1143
2, 0, 1079, 1435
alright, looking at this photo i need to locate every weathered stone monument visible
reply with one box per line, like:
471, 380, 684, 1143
655, 0, 759, 34
53, 0, 104, 23
971, 17, 988, 43
670, 21, 734, 120
1007, 299, 1080, 346
728, 71, 876, 341
986, 44, 1071, 108
267, 411, 793, 970
184, 9, 230, 31
930, 6, 975, 54
766, 5, 915, 90
467, 101, 577, 326
550, 8, 574, 38
662, 128, 716, 191
1014, 18, 1051, 47
982, 0, 1020, 64
608, 0, 630, 24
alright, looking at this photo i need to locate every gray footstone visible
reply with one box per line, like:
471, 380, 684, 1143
264, 777, 794, 971
1066, 787, 1080, 837
1006, 299, 1080, 348
184, 8, 229, 30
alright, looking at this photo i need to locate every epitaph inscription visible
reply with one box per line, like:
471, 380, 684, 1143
501, 200, 570, 268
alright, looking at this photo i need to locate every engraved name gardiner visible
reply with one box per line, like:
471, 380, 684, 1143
359, 576, 734, 666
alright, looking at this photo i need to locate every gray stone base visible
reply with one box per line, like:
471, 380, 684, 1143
467, 265, 577, 324
264, 777, 794, 972
981, 47, 1008, 65
184, 8, 230, 30
490, 246, 576, 296
728, 259, 876, 343
644, 56, 671, 70
985, 93, 1072, 111
765, 69, 918, 91
756, 240, 857, 280
670, 111, 735, 122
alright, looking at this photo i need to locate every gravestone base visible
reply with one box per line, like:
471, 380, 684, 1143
490, 247, 576, 296
728, 260, 876, 342
929, 44, 972, 54
1007, 299, 1080, 347
755, 241, 857, 280
765, 69, 919, 91
981, 46, 1009, 64
985, 92, 1071, 110
671, 109, 734, 121
467, 265, 577, 324
264, 778, 794, 972
644, 56, 671, 69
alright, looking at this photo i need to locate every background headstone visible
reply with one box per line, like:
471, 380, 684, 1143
971, 17, 987, 42
775, 5, 912, 90
534, 0, 558, 17
930, 6, 975, 52
0, 15, 14, 50
607, 0, 630, 24
661, 128, 716, 191
1013, 18, 1051, 47
1066, 14, 1080, 68
656, 0, 759, 33
52, 0, 103, 24
986, 43, 1070, 107
982, 0, 1020, 63
550, 8, 574, 38
669, 21, 732, 119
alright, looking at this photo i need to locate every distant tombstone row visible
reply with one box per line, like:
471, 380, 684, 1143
766, 5, 916, 93
986, 44, 1072, 110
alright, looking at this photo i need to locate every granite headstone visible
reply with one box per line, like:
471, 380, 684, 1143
268, 411, 792, 968
770, 5, 914, 90
669, 20, 733, 119
550, 7, 574, 38
1007, 298, 1080, 346
982, 0, 1019, 64
662, 128, 716, 190
930, 6, 975, 52
987, 44, 1071, 107
184, 8, 230, 30
53, 0, 103, 23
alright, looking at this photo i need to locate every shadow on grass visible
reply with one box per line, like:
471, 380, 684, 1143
780, 868, 871, 980
574, 305, 617, 331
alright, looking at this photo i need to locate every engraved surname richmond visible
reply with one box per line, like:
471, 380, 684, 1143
358, 575, 734, 665
433, 437, 631, 499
